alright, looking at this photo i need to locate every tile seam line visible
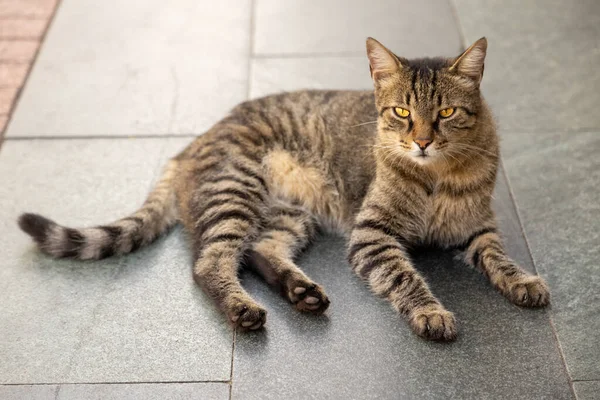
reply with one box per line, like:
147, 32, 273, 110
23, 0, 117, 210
229, 329, 237, 400
0, 0, 63, 150
0, 380, 231, 386
500, 159, 577, 399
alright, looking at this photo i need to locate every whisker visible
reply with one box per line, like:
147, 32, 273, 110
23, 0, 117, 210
443, 151, 462, 166
450, 143, 498, 158
349, 120, 377, 128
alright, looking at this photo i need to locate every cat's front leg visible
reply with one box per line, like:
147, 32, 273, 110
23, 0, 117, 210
347, 208, 457, 341
460, 226, 550, 307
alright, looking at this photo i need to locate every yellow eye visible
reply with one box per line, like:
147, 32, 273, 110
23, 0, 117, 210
394, 107, 410, 118
439, 107, 455, 118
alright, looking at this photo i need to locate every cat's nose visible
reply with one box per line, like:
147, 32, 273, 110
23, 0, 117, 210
414, 138, 432, 150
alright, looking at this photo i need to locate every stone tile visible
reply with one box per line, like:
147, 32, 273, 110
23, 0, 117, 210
0, 20, 47, 39
502, 130, 600, 380
65, 226, 232, 383
232, 174, 572, 399
0, 385, 58, 400
0, 40, 39, 62
250, 57, 372, 99
57, 383, 230, 400
0, 0, 58, 18
0, 87, 19, 113
254, 0, 462, 58
0, 138, 232, 383
573, 381, 600, 400
6, 0, 251, 137
454, 0, 600, 132
0, 64, 28, 86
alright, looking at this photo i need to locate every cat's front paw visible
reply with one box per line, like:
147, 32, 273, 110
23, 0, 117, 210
228, 299, 267, 330
409, 308, 457, 341
288, 280, 330, 315
505, 275, 550, 307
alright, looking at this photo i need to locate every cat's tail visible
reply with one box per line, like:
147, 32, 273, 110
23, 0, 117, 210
17, 160, 179, 260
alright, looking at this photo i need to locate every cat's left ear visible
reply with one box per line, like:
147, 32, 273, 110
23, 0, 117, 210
449, 37, 487, 84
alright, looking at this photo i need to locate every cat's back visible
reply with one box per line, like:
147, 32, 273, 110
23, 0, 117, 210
231, 89, 377, 140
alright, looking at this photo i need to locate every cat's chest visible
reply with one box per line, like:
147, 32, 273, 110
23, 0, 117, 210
423, 192, 486, 248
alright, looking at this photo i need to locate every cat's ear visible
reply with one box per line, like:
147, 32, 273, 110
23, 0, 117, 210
449, 37, 487, 84
366, 37, 402, 81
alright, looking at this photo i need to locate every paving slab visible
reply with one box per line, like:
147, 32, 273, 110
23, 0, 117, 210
502, 130, 600, 381
231, 171, 573, 399
454, 0, 600, 132
0, 138, 232, 383
254, 0, 462, 58
250, 57, 372, 99
0, 385, 58, 400
6, 0, 251, 137
0, 382, 230, 400
573, 381, 600, 400
57, 383, 230, 400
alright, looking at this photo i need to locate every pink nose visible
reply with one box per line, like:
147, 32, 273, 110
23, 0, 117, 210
414, 138, 432, 150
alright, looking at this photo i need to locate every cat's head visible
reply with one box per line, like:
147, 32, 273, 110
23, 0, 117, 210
366, 37, 495, 168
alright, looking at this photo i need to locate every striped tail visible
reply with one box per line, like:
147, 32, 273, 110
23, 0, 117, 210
17, 160, 179, 260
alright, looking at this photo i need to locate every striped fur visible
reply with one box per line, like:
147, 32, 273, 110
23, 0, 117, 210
462, 230, 549, 306
18, 37, 549, 339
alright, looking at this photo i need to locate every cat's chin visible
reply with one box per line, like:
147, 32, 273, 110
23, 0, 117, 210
410, 154, 434, 166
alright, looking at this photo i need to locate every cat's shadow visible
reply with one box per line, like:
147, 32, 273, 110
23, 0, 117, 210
239, 233, 541, 340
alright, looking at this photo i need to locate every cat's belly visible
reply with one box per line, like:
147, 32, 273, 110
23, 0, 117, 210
262, 149, 353, 233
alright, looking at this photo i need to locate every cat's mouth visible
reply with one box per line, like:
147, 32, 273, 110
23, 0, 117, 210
410, 149, 435, 165
413, 148, 430, 158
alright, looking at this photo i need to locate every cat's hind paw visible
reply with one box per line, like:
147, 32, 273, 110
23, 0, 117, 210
288, 280, 330, 315
228, 300, 267, 331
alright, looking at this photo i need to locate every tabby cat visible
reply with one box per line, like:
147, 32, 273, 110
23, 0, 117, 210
18, 37, 550, 341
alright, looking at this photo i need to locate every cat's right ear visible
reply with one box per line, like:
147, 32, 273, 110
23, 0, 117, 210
366, 37, 402, 81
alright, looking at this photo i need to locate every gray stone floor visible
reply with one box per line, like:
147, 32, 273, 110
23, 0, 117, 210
1, 0, 598, 399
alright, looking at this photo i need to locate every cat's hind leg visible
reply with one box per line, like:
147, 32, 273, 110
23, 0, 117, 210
179, 139, 271, 330
246, 203, 330, 314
